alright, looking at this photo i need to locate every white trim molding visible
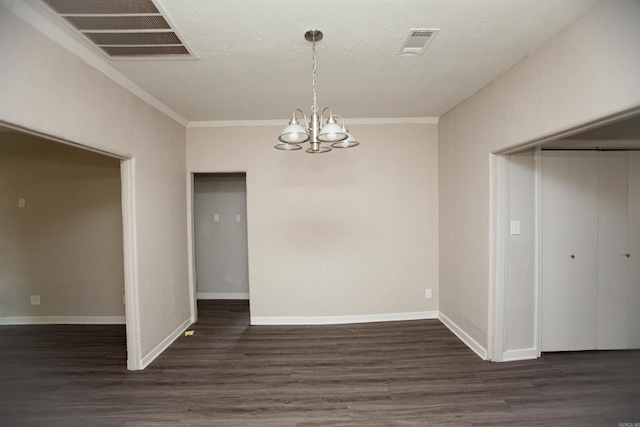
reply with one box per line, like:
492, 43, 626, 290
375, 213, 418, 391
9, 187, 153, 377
502, 348, 539, 362
438, 311, 488, 360
187, 117, 439, 128
197, 292, 249, 300
0, 316, 125, 325
140, 317, 192, 370
492, 154, 509, 360
121, 159, 143, 371
252, 311, 438, 326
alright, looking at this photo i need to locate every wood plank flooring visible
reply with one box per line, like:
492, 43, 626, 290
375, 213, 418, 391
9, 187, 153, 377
1, 300, 639, 426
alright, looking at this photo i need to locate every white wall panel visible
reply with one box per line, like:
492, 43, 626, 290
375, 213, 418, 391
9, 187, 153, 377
504, 150, 537, 354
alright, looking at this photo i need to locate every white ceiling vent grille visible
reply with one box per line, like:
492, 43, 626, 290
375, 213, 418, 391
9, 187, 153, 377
399, 29, 439, 55
39, 0, 195, 60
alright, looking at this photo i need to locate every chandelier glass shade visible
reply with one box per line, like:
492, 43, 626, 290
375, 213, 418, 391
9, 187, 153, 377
275, 30, 359, 154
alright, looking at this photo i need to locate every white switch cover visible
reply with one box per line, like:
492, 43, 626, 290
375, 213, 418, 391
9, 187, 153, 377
510, 220, 521, 235
235, 215, 241, 222
18, 198, 26, 208
214, 214, 219, 222
425, 289, 432, 299
30, 295, 41, 305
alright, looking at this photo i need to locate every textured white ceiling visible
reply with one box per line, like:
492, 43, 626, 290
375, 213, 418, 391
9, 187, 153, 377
41, 0, 602, 122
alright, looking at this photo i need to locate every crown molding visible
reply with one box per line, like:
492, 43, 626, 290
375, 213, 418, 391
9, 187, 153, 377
188, 117, 439, 128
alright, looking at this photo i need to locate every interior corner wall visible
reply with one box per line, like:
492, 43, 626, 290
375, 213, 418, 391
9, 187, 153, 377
0, 6, 190, 366
187, 123, 439, 322
0, 132, 124, 321
438, 0, 640, 353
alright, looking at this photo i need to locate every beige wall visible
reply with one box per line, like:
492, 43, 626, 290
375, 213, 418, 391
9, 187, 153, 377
0, 131, 124, 320
187, 123, 439, 321
439, 0, 640, 352
0, 6, 190, 366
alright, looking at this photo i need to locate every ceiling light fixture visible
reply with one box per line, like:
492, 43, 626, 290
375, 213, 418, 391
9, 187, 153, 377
276, 30, 359, 154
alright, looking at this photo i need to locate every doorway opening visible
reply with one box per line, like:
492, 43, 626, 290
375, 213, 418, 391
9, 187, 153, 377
191, 173, 249, 314
0, 122, 138, 369
490, 110, 640, 362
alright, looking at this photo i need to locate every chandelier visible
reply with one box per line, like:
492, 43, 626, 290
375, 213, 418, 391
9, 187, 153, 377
276, 30, 359, 154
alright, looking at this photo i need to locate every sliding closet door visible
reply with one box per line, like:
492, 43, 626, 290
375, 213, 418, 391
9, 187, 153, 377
597, 152, 628, 349
627, 152, 640, 348
566, 152, 599, 350
541, 151, 598, 351
541, 152, 571, 351
542, 150, 639, 352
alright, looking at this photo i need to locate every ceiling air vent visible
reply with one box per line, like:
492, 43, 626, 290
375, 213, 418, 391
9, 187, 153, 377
399, 28, 439, 55
39, 0, 194, 59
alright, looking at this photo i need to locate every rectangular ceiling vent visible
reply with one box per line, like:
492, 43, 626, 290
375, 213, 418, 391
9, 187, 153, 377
399, 28, 439, 55
39, 0, 195, 60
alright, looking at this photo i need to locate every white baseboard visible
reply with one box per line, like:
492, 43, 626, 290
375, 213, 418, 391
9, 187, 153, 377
501, 348, 539, 362
140, 317, 192, 370
438, 311, 488, 360
0, 316, 126, 325
251, 310, 438, 326
197, 292, 249, 300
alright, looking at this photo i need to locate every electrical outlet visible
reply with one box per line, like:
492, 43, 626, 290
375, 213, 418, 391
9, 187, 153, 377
30, 295, 41, 305
425, 289, 432, 299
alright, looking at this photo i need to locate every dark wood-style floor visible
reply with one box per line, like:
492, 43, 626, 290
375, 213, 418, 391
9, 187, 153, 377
1, 300, 638, 426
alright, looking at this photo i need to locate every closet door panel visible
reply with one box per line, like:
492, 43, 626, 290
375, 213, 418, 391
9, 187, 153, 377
567, 152, 599, 351
597, 152, 628, 350
541, 151, 572, 351
627, 152, 640, 348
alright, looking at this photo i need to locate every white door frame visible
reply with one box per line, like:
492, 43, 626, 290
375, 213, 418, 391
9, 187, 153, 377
187, 171, 250, 324
488, 107, 640, 362
0, 121, 142, 370
121, 158, 142, 370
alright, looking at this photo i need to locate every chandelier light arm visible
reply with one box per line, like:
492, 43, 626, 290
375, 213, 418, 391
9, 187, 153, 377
321, 107, 337, 125
333, 114, 346, 130
318, 107, 348, 143
330, 114, 359, 148
292, 108, 308, 128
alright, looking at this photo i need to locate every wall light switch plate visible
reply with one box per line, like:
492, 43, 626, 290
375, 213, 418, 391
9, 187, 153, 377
510, 220, 521, 235
235, 215, 241, 222
30, 295, 41, 305
214, 214, 219, 222
18, 198, 26, 208
425, 289, 432, 299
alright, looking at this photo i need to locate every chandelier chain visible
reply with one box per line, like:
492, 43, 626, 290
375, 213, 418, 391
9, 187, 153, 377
311, 41, 318, 113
